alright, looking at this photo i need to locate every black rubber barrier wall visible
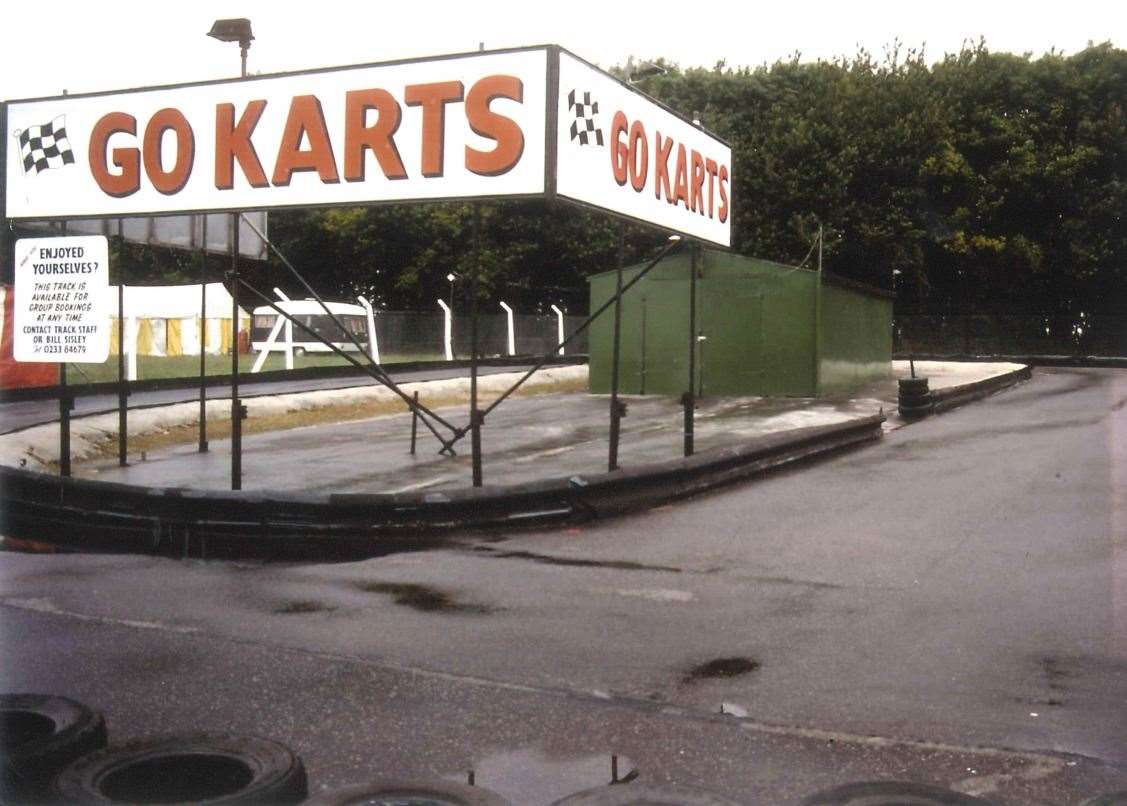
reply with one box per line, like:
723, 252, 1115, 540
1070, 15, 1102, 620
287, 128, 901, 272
0, 415, 885, 560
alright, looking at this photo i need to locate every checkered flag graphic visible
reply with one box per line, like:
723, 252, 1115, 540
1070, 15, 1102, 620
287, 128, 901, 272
568, 89, 604, 147
15, 115, 75, 175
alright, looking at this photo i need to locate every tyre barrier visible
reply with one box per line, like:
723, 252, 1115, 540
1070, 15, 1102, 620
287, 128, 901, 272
0, 415, 885, 560
0, 693, 108, 802
897, 376, 933, 419
9, 692, 1081, 805
801, 780, 996, 805
551, 783, 747, 805
305, 778, 511, 805
53, 734, 307, 804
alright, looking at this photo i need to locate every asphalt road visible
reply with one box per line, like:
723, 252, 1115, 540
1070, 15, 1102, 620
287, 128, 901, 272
2, 367, 1126, 803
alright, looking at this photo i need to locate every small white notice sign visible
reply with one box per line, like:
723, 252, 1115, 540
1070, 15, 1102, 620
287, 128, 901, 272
14, 235, 109, 363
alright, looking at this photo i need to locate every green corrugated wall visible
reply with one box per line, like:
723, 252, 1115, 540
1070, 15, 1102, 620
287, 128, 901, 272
817, 282, 894, 395
588, 249, 891, 397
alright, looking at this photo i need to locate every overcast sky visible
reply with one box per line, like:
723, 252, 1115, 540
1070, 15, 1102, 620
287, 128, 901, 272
1, 0, 1123, 101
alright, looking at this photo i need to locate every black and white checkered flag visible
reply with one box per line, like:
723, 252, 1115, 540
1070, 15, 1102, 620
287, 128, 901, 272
15, 115, 75, 175
568, 89, 603, 147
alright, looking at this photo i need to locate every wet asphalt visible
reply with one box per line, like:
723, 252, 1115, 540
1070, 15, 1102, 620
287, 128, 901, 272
2, 367, 1126, 803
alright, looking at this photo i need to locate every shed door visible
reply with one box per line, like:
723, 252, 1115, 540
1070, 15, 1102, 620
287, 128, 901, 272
639, 281, 689, 395
699, 281, 764, 396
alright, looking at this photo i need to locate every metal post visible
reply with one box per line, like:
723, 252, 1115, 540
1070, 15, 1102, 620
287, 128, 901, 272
229, 214, 243, 490
58, 221, 71, 477
640, 299, 647, 395
813, 224, 824, 395
410, 390, 419, 455
469, 41, 486, 485
684, 242, 699, 457
198, 216, 209, 452
59, 363, 70, 477
229, 33, 249, 489
116, 227, 128, 466
608, 224, 625, 471
470, 204, 483, 487
446, 238, 684, 453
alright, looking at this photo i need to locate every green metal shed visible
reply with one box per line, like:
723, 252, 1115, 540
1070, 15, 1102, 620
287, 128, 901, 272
587, 249, 892, 397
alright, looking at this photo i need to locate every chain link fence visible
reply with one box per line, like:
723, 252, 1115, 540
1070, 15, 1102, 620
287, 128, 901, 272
374, 311, 588, 359
894, 314, 1127, 357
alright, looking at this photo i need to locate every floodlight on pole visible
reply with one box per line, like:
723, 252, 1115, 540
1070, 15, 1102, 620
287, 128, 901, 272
207, 18, 254, 78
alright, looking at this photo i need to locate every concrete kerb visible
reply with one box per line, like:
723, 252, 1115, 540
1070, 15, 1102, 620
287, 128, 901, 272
0, 415, 886, 559
928, 364, 1033, 413
896, 352, 1127, 370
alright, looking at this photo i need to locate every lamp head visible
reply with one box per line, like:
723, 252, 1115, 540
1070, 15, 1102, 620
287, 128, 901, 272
208, 18, 254, 48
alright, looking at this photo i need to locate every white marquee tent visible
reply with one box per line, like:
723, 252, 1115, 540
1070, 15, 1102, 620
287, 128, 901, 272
102, 283, 250, 357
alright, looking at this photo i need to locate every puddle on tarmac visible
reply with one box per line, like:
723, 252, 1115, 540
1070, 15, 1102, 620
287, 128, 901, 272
474, 546, 682, 574
273, 599, 336, 615
355, 581, 495, 614
682, 657, 760, 684
450, 749, 637, 806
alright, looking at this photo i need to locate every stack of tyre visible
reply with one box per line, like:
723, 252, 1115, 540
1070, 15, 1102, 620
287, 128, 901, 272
897, 376, 933, 419
1, 694, 306, 805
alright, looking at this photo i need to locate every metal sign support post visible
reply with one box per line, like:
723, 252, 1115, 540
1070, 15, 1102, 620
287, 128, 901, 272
683, 241, 699, 457
684, 110, 706, 457
229, 214, 244, 490
116, 226, 128, 466
58, 222, 71, 477
469, 203, 483, 487
238, 214, 460, 454
608, 224, 626, 471
409, 390, 420, 455
198, 216, 209, 453
445, 238, 685, 455
237, 279, 460, 454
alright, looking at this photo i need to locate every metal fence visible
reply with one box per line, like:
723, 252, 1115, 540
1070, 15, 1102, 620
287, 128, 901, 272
373, 311, 589, 359
894, 314, 1127, 357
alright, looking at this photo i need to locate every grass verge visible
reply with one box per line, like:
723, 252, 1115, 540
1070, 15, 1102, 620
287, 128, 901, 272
65, 351, 444, 384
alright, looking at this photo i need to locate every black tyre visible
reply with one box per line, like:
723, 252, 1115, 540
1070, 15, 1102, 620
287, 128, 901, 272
898, 389, 932, 402
551, 783, 746, 805
0, 693, 107, 800
801, 780, 996, 805
898, 403, 934, 419
898, 377, 930, 393
305, 778, 511, 805
54, 734, 306, 804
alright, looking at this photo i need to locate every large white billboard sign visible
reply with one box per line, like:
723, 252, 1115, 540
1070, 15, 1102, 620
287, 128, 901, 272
554, 53, 731, 247
14, 235, 109, 363
3, 47, 730, 246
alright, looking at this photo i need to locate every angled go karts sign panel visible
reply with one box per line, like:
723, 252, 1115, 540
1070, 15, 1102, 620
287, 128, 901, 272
3, 46, 731, 247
